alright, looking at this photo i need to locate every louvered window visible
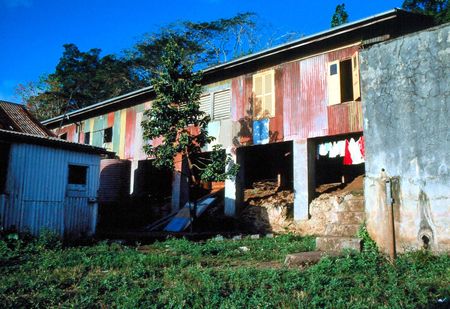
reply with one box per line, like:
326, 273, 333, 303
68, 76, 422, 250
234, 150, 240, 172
198, 89, 231, 120
253, 70, 275, 119
199, 94, 211, 115
212, 89, 231, 120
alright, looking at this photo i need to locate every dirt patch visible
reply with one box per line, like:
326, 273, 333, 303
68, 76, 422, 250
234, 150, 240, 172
316, 175, 364, 196
238, 176, 365, 235
239, 180, 294, 233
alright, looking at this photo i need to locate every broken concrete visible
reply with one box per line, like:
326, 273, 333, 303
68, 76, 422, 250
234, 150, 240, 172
284, 251, 341, 267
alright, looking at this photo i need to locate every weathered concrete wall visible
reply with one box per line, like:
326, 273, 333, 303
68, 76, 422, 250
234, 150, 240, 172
360, 24, 450, 253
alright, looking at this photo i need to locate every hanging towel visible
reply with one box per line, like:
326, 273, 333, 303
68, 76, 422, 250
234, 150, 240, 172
343, 139, 352, 165
325, 142, 332, 154
337, 140, 346, 157
329, 141, 340, 158
318, 143, 328, 156
349, 138, 364, 164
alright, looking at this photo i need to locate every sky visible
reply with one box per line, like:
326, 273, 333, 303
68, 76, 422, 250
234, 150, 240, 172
0, 0, 404, 102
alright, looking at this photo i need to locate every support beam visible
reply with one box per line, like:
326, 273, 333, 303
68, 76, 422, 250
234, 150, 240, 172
293, 139, 316, 221
225, 146, 242, 217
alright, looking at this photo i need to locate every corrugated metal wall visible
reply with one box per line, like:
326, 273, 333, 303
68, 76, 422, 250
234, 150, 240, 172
231, 45, 363, 143
50, 45, 364, 159
0, 143, 101, 238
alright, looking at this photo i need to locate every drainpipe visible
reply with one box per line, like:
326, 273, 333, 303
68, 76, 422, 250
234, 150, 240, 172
381, 169, 396, 260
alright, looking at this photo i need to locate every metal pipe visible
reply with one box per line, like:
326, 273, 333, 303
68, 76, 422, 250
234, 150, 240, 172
384, 173, 397, 260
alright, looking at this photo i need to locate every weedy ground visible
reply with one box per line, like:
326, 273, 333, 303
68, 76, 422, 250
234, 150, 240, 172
0, 231, 449, 308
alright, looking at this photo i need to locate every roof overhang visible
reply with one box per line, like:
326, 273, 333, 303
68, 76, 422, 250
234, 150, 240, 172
0, 129, 113, 155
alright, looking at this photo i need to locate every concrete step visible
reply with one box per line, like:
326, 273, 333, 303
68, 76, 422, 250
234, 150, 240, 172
316, 236, 362, 252
325, 223, 360, 237
284, 251, 341, 267
330, 211, 365, 225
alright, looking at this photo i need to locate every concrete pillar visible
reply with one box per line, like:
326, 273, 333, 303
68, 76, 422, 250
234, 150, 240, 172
129, 159, 139, 195
293, 139, 316, 221
225, 146, 243, 217
224, 146, 237, 216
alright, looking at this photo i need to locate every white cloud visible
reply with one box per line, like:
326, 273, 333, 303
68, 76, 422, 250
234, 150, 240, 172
1, 0, 33, 8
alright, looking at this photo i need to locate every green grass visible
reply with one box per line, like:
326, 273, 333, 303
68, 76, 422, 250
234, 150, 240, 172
0, 233, 449, 308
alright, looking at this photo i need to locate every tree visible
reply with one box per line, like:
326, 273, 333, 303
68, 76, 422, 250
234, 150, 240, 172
141, 39, 238, 205
402, 0, 449, 24
19, 13, 300, 121
331, 3, 349, 28
128, 12, 300, 83
17, 44, 144, 120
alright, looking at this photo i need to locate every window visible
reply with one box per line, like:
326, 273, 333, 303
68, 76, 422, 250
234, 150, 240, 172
253, 70, 275, 119
213, 90, 231, 120
103, 127, 113, 143
68, 165, 87, 185
199, 94, 211, 115
84, 132, 90, 145
59, 133, 67, 140
327, 52, 361, 105
198, 89, 231, 120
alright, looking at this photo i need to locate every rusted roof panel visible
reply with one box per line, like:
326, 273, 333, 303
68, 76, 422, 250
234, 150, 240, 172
0, 101, 53, 137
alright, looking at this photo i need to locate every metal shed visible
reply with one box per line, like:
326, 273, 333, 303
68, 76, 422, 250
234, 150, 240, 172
0, 129, 110, 238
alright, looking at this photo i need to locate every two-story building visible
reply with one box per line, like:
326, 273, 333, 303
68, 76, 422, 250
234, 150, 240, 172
42, 9, 433, 227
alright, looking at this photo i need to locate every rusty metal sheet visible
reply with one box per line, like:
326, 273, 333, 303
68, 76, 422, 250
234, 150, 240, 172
107, 112, 115, 128
231, 75, 253, 145
54, 124, 77, 142
0, 101, 53, 136
298, 54, 328, 138
269, 67, 284, 142
327, 101, 363, 135
231, 76, 246, 121
327, 45, 360, 62
124, 107, 136, 159
282, 61, 300, 139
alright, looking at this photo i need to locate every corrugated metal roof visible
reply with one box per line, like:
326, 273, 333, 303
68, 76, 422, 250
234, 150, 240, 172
0, 100, 53, 136
0, 128, 112, 155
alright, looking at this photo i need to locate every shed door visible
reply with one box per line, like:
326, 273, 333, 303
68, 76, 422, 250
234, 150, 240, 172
64, 165, 94, 238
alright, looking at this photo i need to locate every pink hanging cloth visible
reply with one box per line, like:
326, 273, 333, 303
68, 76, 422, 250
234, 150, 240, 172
358, 136, 365, 159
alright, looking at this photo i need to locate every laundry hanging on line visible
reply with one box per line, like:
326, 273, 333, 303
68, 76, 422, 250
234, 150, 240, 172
317, 137, 365, 165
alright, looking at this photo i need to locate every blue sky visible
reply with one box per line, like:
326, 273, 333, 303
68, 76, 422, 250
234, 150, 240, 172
0, 0, 403, 102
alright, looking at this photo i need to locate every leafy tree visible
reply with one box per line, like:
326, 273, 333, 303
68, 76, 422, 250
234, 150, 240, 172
16, 76, 67, 121
141, 39, 238, 203
19, 13, 300, 121
402, 0, 449, 24
331, 3, 349, 28
17, 44, 144, 120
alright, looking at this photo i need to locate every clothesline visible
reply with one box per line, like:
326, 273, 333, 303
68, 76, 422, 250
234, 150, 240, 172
317, 136, 365, 165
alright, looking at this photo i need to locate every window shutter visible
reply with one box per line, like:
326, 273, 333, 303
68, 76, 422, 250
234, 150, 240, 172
199, 94, 211, 115
213, 89, 231, 120
253, 70, 275, 119
264, 71, 275, 117
352, 52, 361, 100
328, 60, 341, 105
